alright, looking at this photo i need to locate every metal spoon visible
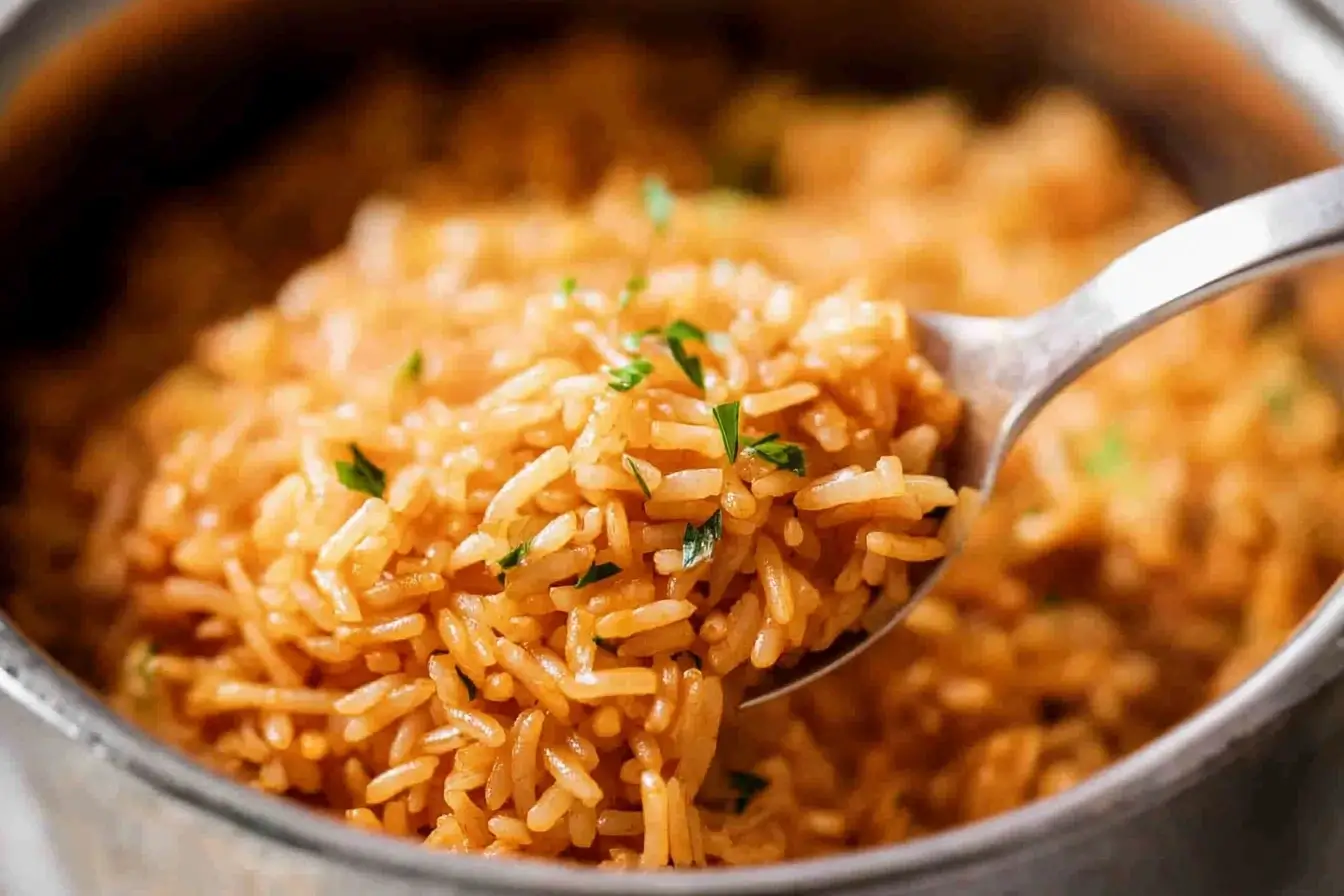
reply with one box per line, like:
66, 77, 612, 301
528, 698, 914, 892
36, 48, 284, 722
743, 164, 1344, 708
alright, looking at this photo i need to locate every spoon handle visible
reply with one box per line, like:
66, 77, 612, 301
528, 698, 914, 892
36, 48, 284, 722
1004, 164, 1344, 439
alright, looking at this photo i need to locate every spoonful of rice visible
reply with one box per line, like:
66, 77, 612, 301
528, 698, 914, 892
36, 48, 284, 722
745, 164, 1344, 706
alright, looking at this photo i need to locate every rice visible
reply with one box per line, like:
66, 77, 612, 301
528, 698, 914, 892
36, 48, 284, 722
6, 29, 1342, 872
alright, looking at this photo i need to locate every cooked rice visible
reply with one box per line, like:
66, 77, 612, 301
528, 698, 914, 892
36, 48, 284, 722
6, 31, 1344, 869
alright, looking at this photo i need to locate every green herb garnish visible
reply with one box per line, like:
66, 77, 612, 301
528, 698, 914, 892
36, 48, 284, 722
744, 433, 806, 476
682, 509, 723, 569
664, 319, 706, 343
619, 274, 647, 311
712, 402, 741, 461
576, 562, 622, 589
1083, 426, 1128, 478
608, 356, 655, 392
593, 636, 616, 652
626, 456, 653, 499
1265, 384, 1295, 422
335, 443, 387, 499
1041, 590, 1063, 609
727, 770, 769, 814
457, 668, 478, 701
561, 276, 578, 299
642, 176, 675, 235
399, 349, 424, 383
667, 337, 705, 391
496, 540, 532, 578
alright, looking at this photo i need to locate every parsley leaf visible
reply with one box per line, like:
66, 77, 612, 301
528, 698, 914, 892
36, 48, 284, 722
496, 540, 532, 578
642, 176, 675, 235
727, 770, 769, 814
457, 667, 478, 701
664, 319, 706, 343
619, 274, 647, 311
625, 456, 653, 498
667, 337, 705, 391
744, 433, 806, 476
561, 276, 578, 299
335, 443, 387, 499
713, 402, 741, 462
608, 356, 655, 392
1083, 425, 1128, 478
682, 509, 723, 569
399, 349, 424, 383
576, 562, 622, 588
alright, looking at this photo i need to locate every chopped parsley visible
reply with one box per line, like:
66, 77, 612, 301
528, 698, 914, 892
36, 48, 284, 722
1265, 384, 1295, 422
576, 562, 622, 588
457, 668, 478, 701
744, 433, 806, 476
619, 274, 647, 311
1041, 590, 1063, 609
399, 349, 424, 383
682, 509, 723, 570
496, 540, 532, 580
335, 443, 387, 499
593, 636, 616, 652
727, 770, 769, 814
642, 176, 675, 235
625, 456, 653, 499
664, 319, 706, 343
712, 401, 741, 462
667, 337, 705, 391
608, 356, 655, 392
1083, 426, 1128, 478
561, 276, 578, 299
621, 319, 706, 354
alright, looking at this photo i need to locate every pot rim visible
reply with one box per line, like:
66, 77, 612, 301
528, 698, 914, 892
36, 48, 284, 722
4, 0, 1344, 892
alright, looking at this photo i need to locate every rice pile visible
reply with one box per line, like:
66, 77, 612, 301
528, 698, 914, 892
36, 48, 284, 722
8, 33, 1344, 868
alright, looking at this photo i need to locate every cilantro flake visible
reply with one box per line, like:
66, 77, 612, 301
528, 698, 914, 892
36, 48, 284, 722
619, 274, 647, 311
399, 349, 424, 383
335, 443, 387, 499
608, 356, 655, 392
745, 433, 806, 476
712, 401, 741, 462
667, 337, 705, 391
576, 562, 622, 589
1083, 426, 1128, 478
1265, 384, 1295, 422
682, 509, 723, 569
561, 276, 578, 299
496, 540, 532, 578
625, 456, 653, 499
642, 176, 675, 234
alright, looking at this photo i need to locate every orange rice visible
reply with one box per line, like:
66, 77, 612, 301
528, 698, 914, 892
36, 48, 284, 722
7, 33, 1344, 868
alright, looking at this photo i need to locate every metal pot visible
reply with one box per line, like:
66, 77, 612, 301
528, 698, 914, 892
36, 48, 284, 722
3, 1, 1344, 893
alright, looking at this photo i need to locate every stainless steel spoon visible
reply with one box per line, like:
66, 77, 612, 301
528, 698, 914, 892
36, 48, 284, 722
743, 164, 1344, 708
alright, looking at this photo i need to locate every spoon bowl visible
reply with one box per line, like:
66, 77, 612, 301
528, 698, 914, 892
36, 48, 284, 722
743, 162, 1344, 707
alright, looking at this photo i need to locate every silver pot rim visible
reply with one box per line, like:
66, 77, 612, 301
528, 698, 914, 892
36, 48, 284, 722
4, 0, 1344, 891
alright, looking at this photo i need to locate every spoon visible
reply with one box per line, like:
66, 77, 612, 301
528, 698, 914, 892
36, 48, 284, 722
743, 164, 1344, 708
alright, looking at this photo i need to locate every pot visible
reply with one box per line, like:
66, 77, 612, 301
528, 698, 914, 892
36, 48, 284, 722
3, 1, 1344, 893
